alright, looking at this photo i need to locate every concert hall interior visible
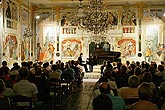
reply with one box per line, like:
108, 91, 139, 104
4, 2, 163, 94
0, 0, 165, 110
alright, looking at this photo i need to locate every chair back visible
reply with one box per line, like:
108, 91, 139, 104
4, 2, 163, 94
13, 95, 32, 110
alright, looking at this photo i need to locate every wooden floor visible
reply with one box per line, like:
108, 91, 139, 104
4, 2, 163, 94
60, 82, 96, 110
59, 65, 101, 110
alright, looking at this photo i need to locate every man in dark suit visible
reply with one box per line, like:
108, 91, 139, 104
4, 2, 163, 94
78, 53, 89, 72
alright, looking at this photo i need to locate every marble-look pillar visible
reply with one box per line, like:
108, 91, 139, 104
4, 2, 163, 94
0, 2, 3, 66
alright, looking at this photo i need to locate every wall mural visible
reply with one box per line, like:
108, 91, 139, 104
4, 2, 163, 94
121, 10, 137, 26
144, 25, 158, 60
20, 8, 30, 61
117, 38, 136, 58
108, 11, 118, 30
3, 34, 18, 61
62, 38, 82, 59
21, 38, 30, 61
5, 0, 18, 29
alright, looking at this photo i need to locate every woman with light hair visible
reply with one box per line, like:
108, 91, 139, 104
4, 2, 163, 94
128, 82, 158, 110
119, 75, 140, 100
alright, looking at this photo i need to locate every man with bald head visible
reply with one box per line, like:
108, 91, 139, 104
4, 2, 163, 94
99, 82, 126, 110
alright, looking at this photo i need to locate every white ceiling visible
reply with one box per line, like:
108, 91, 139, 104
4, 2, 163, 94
27, 0, 165, 8
23, 0, 165, 21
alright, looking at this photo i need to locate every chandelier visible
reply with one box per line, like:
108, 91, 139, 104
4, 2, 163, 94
82, 0, 111, 35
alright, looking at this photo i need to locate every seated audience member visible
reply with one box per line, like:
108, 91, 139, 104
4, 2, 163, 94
13, 67, 38, 104
93, 94, 113, 110
49, 64, 61, 80
103, 70, 118, 95
10, 62, 20, 72
115, 64, 128, 88
34, 67, 49, 107
128, 82, 158, 110
155, 64, 165, 86
119, 75, 140, 100
61, 63, 75, 82
93, 77, 114, 96
99, 82, 126, 110
0, 79, 12, 110
142, 72, 158, 99
1, 61, 10, 73
158, 80, 165, 99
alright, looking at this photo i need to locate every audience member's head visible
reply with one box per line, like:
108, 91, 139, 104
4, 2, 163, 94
104, 70, 112, 79
99, 82, 111, 94
35, 67, 42, 76
93, 94, 113, 110
138, 82, 153, 100
157, 64, 164, 72
51, 64, 57, 71
134, 66, 142, 76
2, 61, 7, 67
98, 77, 108, 84
43, 62, 49, 68
142, 72, 152, 82
128, 75, 140, 88
120, 65, 127, 73
18, 67, 29, 79
21, 61, 28, 67
135, 61, 140, 67
126, 60, 130, 66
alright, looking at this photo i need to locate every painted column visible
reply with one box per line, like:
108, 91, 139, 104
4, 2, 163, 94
0, 2, 3, 66
138, 2, 144, 52
31, 5, 37, 61
55, 6, 63, 61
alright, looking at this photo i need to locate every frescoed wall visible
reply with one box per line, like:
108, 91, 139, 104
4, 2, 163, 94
5, 0, 18, 29
62, 38, 82, 59
113, 38, 136, 58
3, 34, 18, 61
122, 10, 137, 26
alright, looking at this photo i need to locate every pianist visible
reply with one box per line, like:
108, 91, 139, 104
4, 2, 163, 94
78, 53, 89, 72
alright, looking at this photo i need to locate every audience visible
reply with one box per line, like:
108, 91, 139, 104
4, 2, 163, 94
0, 59, 165, 110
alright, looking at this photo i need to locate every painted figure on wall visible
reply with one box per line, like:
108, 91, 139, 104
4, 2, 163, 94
3, 35, 18, 60
117, 38, 136, 58
145, 25, 158, 60
38, 42, 55, 62
36, 43, 42, 61
144, 46, 153, 63
108, 12, 118, 25
6, 1, 11, 28
5, 0, 18, 29
62, 39, 82, 58
121, 10, 137, 26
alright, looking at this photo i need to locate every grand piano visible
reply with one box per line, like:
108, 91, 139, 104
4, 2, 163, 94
94, 48, 121, 64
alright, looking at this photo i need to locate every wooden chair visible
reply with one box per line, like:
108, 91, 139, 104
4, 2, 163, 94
61, 75, 74, 95
13, 95, 33, 110
124, 98, 139, 105
48, 78, 63, 109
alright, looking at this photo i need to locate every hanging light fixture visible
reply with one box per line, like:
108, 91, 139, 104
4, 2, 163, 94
83, 0, 110, 35
76, 0, 111, 43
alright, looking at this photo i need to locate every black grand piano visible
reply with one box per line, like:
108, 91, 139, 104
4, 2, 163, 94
93, 48, 121, 64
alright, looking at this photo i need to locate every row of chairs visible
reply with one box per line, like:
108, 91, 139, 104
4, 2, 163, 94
7, 77, 74, 110
48, 77, 74, 110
